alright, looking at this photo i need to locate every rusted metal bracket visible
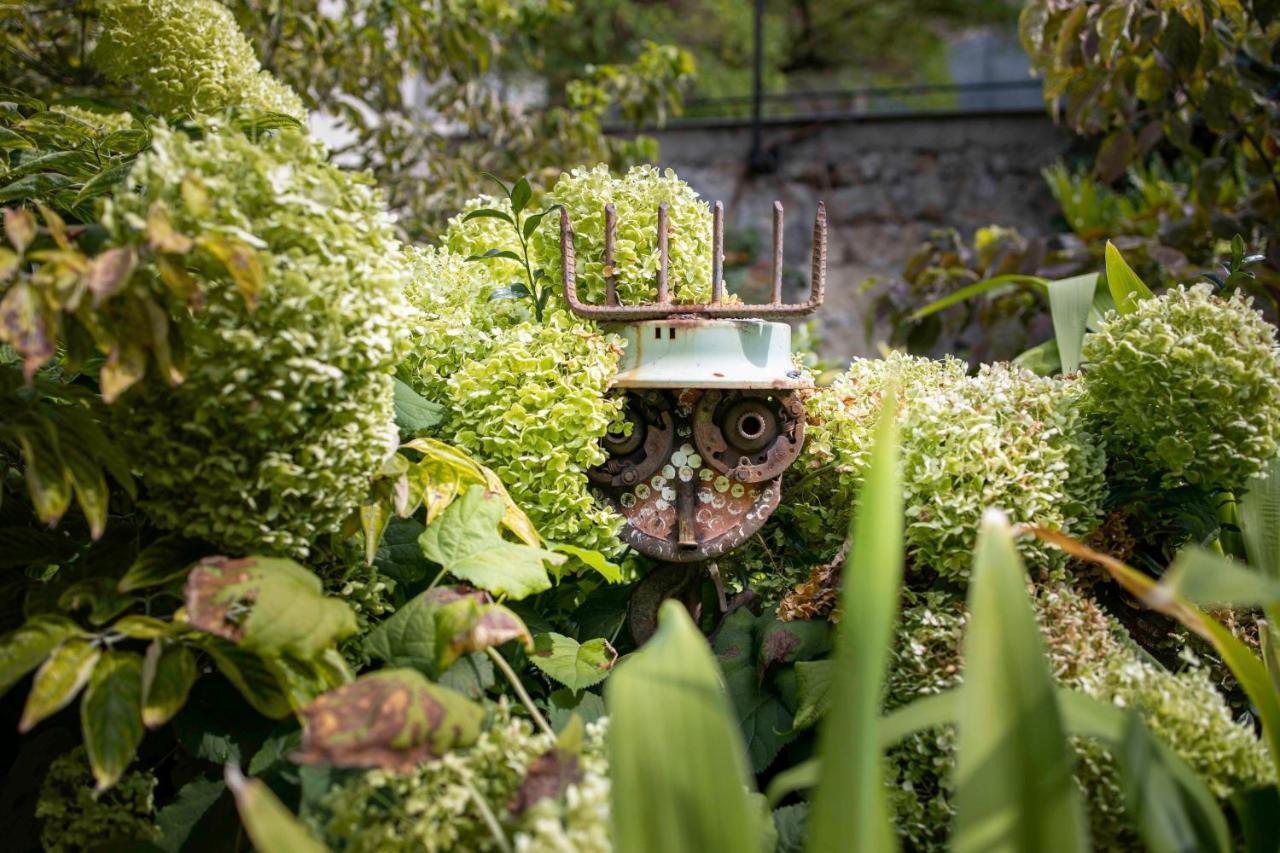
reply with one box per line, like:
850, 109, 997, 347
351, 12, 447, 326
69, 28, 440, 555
559, 200, 827, 320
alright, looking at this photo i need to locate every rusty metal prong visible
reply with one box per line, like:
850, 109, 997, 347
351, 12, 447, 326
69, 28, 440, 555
712, 201, 724, 304
656, 202, 669, 304
604, 203, 618, 306
810, 200, 827, 310
559, 206, 583, 312
771, 201, 784, 305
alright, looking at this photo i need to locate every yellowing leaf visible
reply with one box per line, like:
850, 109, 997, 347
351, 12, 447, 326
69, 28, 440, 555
0, 614, 84, 698
82, 651, 144, 790
293, 669, 483, 773
225, 765, 327, 853
142, 640, 197, 728
199, 234, 263, 306
4, 206, 36, 253
20, 637, 100, 732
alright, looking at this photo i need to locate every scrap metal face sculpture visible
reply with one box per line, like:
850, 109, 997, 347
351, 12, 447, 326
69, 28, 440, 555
560, 199, 826, 636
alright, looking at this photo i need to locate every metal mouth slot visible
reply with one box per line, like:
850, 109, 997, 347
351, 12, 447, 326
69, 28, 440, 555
559, 199, 827, 321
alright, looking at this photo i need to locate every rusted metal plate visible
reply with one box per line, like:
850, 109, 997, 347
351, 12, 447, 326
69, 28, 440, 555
591, 389, 804, 562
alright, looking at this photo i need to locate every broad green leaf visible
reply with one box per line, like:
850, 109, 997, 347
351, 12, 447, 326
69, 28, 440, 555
19, 636, 100, 732
373, 517, 433, 586
142, 641, 197, 728
1240, 455, 1280, 580
418, 486, 562, 599
392, 377, 445, 437
529, 633, 617, 691
58, 577, 137, 626
809, 387, 901, 853
1104, 241, 1154, 313
953, 512, 1087, 853
184, 556, 356, 659
790, 659, 833, 732
1012, 337, 1061, 376
365, 587, 530, 675
548, 542, 623, 583
265, 651, 353, 712
294, 669, 483, 772
907, 274, 1047, 322
81, 650, 144, 790
1045, 273, 1097, 374
1031, 526, 1280, 775
199, 638, 293, 719
608, 601, 763, 853
0, 172, 76, 203
0, 613, 83, 697
225, 765, 326, 853
713, 609, 796, 773
155, 774, 227, 852
15, 427, 71, 523
117, 534, 206, 592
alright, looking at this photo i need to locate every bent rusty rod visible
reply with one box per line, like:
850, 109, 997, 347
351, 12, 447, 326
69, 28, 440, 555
559, 201, 827, 320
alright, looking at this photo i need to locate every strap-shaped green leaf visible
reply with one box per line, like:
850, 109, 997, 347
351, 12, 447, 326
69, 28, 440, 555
1104, 241, 1154, 313
808, 385, 902, 853
954, 511, 1087, 853
1046, 273, 1098, 374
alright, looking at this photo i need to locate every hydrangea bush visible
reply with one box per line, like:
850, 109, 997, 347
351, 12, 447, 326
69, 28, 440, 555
94, 0, 306, 119
532, 164, 714, 306
310, 705, 611, 852
104, 122, 409, 556
780, 353, 1106, 581
36, 747, 159, 853
1082, 283, 1280, 492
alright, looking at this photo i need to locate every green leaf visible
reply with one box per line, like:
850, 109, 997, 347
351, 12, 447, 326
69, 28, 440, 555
466, 248, 522, 263
359, 498, 390, 568
607, 601, 764, 853
790, 659, 833, 731
1104, 241, 1154, 313
373, 517, 433, 586
199, 639, 293, 719
365, 586, 530, 676
530, 633, 617, 690
488, 282, 531, 301
225, 765, 326, 853
72, 160, 132, 205
809, 386, 902, 853
954, 512, 1089, 853
547, 542, 622, 582
1046, 273, 1097, 374
418, 486, 562, 599
142, 641, 197, 728
1162, 546, 1280, 608
712, 610, 797, 773
522, 207, 553, 240
111, 614, 174, 640
460, 208, 513, 225
81, 651, 144, 790
117, 534, 206, 593
510, 177, 532, 215
1118, 713, 1205, 853
294, 669, 484, 772
155, 775, 228, 853
0, 614, 84, 698
0, 172, 76, 203
1240, 455, 1280, 580
19, 636, 100, 732
184, 556, 357, 659
907, 274, 1047, 322
392, 377, 445, 437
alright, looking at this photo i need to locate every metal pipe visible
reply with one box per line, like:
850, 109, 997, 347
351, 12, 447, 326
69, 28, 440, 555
712, 201, 724, 304
656, 202, 669, 304
604, 203, 618, 306
771, 201, 783, 304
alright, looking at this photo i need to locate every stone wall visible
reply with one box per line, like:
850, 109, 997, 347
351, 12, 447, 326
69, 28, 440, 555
633, 111, 1072, 364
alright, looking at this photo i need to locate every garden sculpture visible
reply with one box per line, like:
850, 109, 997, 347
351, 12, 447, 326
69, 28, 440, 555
560, 200, 827, 638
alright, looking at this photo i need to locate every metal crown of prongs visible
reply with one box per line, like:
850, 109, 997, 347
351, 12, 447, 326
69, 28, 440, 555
559, 199, 828, 641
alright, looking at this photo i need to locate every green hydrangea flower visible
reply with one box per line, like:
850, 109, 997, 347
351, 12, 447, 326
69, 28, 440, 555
1082, 284, 1280, 491
37, 747, 159, 853
310, 704, 611, 852
784, 353, 1106, 581
94, 0, 306, 119
532, 164, 714, 307
104, 122, 409, 556
400, 244, 625, 553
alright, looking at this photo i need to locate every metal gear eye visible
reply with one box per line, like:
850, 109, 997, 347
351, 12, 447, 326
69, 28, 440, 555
693, 389, 806, 484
